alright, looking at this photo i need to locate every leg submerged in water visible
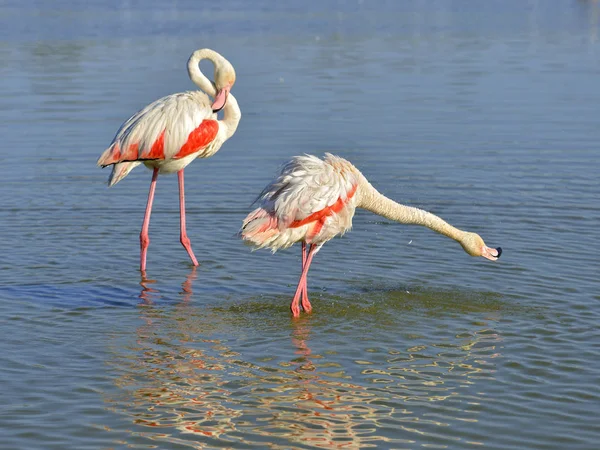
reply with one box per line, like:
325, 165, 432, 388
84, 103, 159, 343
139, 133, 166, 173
291, 243, 318, 317
178, 169, 199, 267
140, 168, 159, 272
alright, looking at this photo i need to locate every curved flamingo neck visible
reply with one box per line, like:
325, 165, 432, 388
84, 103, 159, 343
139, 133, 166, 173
187, 48, 220, 97
187, 49, 241, 143
357, 177, 465, 242
220, 93, 241, 140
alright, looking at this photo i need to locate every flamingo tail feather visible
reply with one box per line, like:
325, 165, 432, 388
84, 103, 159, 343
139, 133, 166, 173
107, 162, 141, 187
240, 208, 280, 247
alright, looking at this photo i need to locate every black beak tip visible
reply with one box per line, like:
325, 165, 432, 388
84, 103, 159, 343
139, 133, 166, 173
496, 247, 503, 259
212, 107, 223, 113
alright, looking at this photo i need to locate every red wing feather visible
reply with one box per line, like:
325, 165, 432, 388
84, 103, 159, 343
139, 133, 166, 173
142, 130, 165, 160
98, 131, 166, 166
289, 184, 358, 228
174, 120, 219, 159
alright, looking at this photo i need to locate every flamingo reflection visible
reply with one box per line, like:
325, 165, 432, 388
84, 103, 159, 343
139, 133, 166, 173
107, 285, 504, 448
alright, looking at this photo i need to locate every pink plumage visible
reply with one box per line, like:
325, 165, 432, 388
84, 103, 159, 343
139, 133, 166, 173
241, 153, 502, 317
97, 93, 223, 185
98, 48, 241, 272
240, 154, 361, 317
241, 154, 360, 251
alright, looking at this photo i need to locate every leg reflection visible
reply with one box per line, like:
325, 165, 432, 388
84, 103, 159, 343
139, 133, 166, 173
291, 321, 315, 373
179, 266, 198, 303
138, 267, 198, 305
139, 271, 158, 305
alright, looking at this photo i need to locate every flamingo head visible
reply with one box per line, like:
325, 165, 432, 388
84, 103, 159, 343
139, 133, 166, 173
460, 232, 502, 261
212, 59, 236, 113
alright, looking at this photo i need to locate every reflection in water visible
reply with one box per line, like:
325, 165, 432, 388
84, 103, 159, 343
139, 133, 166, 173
107, 275, 503, 448
138, 274, 159, 305
139, 268, 198, 305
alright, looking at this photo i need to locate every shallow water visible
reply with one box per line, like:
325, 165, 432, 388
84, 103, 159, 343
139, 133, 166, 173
1, 1, 600, 448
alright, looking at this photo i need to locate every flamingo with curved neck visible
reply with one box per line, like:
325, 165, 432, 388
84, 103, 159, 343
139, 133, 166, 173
98, 48, 241, 272
240, 154, 502, 317
186, 48, 240, 141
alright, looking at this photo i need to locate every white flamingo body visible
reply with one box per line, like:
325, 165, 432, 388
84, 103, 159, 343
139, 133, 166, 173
241, 153, 502, 317
103, 90, 240, 185
98, 48, 241, 272
242, 154, 360, 250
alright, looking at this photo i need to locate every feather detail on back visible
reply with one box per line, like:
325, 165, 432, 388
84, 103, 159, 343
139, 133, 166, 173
97, 91, 220, 184
240, 154, 360, 251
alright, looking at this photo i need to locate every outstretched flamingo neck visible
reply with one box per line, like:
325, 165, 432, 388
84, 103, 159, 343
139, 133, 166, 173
357, 176, 465, 242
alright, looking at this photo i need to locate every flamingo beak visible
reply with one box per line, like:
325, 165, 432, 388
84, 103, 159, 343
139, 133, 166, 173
482, 246, 503, 261
211, 85, 231, 113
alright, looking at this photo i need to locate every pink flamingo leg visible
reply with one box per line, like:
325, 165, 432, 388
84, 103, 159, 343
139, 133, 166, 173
291, 244, 317, 317
140, 168, 159, 272
302, 241, 307, 266
300, 242, 312, 313
178, 169, 199, 267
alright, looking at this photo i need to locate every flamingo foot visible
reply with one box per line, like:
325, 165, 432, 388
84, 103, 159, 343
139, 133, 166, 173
301, 297, 312, 313
300, 281, 312, 313
290, 295, 301, 318
289, 242, 318, 317
180, 234, 199, 266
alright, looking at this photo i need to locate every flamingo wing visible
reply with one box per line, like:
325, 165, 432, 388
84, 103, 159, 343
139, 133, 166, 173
97, 91, 219, 167
261, 154, 359, 228
241, 154, 360, 250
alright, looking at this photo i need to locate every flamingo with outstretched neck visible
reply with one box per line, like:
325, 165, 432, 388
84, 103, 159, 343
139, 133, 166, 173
240, 154, 502, 317
98, 48, 241, 272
